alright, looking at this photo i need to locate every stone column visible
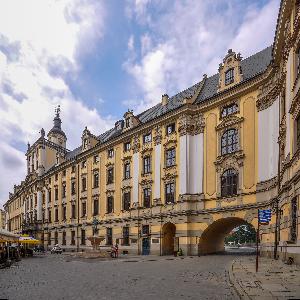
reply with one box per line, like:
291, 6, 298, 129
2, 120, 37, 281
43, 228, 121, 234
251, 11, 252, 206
154, 126, 162, 201
45, 188, 49, 220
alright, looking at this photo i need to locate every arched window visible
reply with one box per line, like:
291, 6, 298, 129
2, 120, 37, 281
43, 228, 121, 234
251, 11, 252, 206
221, 169, 238, 197
221, 129, 238, 155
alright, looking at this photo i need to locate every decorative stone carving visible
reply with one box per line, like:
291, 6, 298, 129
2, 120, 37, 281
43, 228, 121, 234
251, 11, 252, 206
132, 134, 140, 153
153, 125, 162, 145
178, 113, 205, 136
289, 91, 300, 119
257, 69, 282, 111
216, 115, 244, 131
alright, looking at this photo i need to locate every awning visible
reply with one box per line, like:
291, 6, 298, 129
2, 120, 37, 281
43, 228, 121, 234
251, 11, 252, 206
0, 229, 20, 242
18, 234, 40, 244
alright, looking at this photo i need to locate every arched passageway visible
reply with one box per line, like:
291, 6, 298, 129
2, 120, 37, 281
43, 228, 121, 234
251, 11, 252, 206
198, 217, 255, 255
162, 223, 176, 255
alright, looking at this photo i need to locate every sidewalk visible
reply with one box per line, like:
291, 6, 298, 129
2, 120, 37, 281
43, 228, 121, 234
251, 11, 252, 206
230, 256, 300, 299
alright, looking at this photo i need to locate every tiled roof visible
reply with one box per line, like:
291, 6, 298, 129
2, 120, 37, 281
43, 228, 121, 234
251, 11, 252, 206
65, 46, 272, 160
195, 46, 273, 103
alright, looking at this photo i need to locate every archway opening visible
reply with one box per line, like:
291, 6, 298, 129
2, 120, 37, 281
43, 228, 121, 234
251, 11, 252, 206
162, 223, 176, 255
198, 217, 256, 255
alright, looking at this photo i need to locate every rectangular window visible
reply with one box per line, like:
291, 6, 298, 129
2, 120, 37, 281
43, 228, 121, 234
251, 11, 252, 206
296, 47, 300, 77
93, 172, 99, 188
55, 208, 59, 222
297, 115, 300, 150
82, 177, 87, 191
108, 149, 114, 158
55, 188, 58, 201
165, 183, 175, 204
107, 168, 114, 184
143, 156, 151, 174
122, 227, 130, 246
82, 202, 87, 217
93, 199, 99, 216
143, 133, 152, 144
225, 68, 234, 85
71, 204, 76, 219
48, 209, 52, 223
55, 173, 58, 181
48, 232, 51, 245
81, 160, 87, 168
123, 192, 131, 211
63, 170, 66, 177
62, 206, 66, 221
142, 225, 149, 236
124, 163, 130, 179
166, 148, 176, 167
124, 142, 131, 152
106, 228, 112, 245
143, 188, 151, 208
62, 231, 66, 245
291, 198, 298, 242
62, 184, 66, 198
94, 155, 99, 164
71, 231, 75, 245
71, 182, 76, 195
107, 196, 114, 214
166, 123, 176, 135
125, 117, 130, 128
54, 231, 58, 244
71, 165, 76, 173
81, 229, 86, 245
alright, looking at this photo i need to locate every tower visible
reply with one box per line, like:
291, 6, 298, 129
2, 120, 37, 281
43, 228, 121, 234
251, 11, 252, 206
47, 105, 67, 148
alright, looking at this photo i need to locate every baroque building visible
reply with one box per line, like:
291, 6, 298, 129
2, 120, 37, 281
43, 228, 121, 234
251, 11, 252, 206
3, 0, 300, 262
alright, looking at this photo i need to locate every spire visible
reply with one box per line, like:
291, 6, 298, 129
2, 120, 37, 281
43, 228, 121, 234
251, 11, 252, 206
47, 105, 67, 146
53, 105, 62, 131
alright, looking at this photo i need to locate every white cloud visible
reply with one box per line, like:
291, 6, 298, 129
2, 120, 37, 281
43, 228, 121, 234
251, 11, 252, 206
0, 0, 113, 207
124, 0, 280, 112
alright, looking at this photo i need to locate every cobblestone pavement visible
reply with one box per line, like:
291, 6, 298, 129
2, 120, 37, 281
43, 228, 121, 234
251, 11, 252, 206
230, 256, 300, 299
0, 253, 241, 300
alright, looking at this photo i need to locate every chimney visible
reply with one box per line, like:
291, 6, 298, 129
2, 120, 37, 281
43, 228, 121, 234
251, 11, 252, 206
162, 94, 169, 106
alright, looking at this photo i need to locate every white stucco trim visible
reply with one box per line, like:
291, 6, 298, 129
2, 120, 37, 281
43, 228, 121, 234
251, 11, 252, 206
258, 96, 279, 182
154, 144, 161, 199
189, 133, 204, 194
179, 135, 188, 195
132, 152, 139, 203
37, 191, 43, 221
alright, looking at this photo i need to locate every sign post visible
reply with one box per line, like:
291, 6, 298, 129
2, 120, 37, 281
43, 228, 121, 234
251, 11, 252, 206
256, 209, 272, 272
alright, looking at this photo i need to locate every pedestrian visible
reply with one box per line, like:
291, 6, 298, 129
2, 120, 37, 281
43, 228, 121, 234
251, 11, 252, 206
115, 243, 119, 258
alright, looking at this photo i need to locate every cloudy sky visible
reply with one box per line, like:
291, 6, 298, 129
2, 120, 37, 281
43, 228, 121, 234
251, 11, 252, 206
0, 0, 280, 208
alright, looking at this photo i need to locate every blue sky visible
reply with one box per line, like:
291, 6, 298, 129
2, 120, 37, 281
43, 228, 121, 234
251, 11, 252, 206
0, 0, 280, 207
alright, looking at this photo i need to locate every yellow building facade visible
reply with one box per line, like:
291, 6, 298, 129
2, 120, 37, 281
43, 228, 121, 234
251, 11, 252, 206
3, 0, 300, 261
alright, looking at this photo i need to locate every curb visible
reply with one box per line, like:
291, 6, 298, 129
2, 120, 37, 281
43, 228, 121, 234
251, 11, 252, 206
228, 259, 251, 300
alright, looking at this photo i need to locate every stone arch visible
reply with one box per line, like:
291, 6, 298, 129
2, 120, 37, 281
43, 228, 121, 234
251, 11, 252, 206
198, 217, 255, 255
162, 222, 176, 255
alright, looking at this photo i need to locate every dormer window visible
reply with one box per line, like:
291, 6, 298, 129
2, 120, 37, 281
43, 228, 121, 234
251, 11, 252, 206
221, 103, 238, 118
225, 68, 234, 85
108, 149, 114, 158
166, 123, 175, 135
143, 133, 152, 144
125, 118, 130, 128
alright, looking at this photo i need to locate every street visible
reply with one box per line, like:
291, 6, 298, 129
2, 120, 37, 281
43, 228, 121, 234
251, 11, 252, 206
0, 252, 245, 300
